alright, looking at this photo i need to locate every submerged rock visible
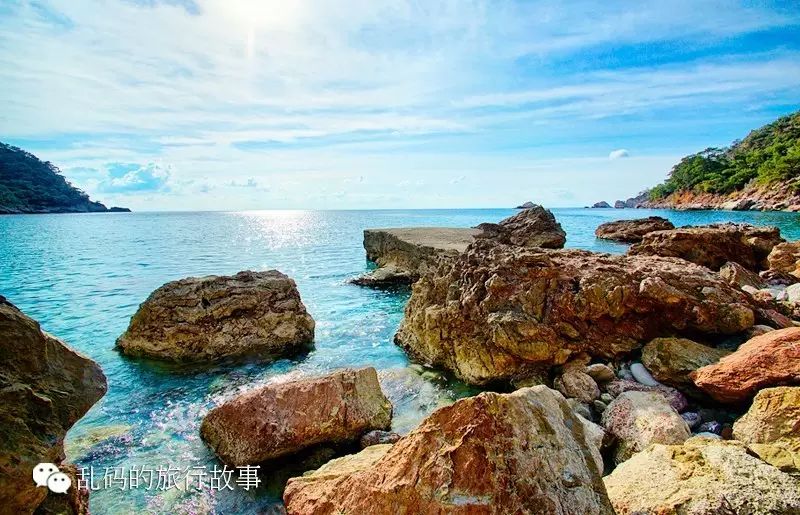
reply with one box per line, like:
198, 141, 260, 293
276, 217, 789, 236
0, 297, 107, 514
604, 437, 800, 515
732, 386, 800, 473
640, 337, 730, 389
601, 391, 690, 464
395, 239, 755, 385
690, 326, 800, 403
474, 205, 566, 249
628, 223, 783, 271
594, 216, 674, 243
283, 386, 614, 515
116, 270, 315, 363
200, 368, 392, 466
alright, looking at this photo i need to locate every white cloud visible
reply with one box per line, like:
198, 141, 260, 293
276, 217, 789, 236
609, 149, 629, 160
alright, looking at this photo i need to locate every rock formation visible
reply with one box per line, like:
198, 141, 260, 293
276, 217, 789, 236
200, 368, 392, 466
594, 216, 675, 243
768, 241, 800, 279
116, 270, 315, 363
283, 386, 614, 515
603, 437, 800, 514
719, 260, 766, 289
591, 201, 612, 208
474, 205, 566, 249
690, 327, 800, 403
613, 200, 626, 209
640, 337, 730, 390
0, 297, 107, 514
395, 239, 755, 385
515, 201, 536, 209
628, 223, 783, 271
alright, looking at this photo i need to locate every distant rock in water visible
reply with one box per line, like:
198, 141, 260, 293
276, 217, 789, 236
592, 201, 612, 208
116, 270, 315, 363
515, 200, 536, 209
614, 200, 626, 208
0, 296, 107, 513
595, 216, 675, 243
0, 142, 130, 214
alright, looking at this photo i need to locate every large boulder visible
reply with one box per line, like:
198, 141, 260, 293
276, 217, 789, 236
283, 386, 614, 515
474, 205, 566, 249
719, 260, 766, 289
594, 216, 675, 243
0, 297, 107, 514
767, 241, 800, 279
604, 379, 688, 412
200, 368, 392, 466
690, 327, 800, 403
640, 337, 730, 389
603, 437, 800, 514
116, 270, 315, 363
601, 391, 690, 464
628, 223, 783, 271
732, 386, 800, 473
395, 240, 755, 385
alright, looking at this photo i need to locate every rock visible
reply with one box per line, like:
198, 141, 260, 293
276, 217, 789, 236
698, 421, 722, 435
694, 432, 722, 439
614, 200, 626, 209
601, 391, 690, 464
116, 270, 315, 363
586, 363, 616, 383
785, 282, 800, 303
628, 223, 784, 271
760, 268, 798, 286
603, 437, 800, 515
395, 240, 756, 385
515, 200, 536, 209
690, 327, 800, 403
200, 367, 392, 466
600, 393, 614, 404
747, 324, 776, 338
618, 367, 634, 381
554, 357, 600, 403
719, 261, 766, 289
0, 297, 107, 514
593, 400, 607, 413
629, 362, 661, 387
474, 205, 566, 249
640, 337, 730, 389
349, 265, 414, 287
283, 386, 614, 514
592, 201, 612, 208
567, 398, 595, 422
681, 412, 701, 430
594, 217, 675, 243
768, 241, 800, 279
733, 386, 800, 473
605, 380, 688, 413
359, 430, 401, 449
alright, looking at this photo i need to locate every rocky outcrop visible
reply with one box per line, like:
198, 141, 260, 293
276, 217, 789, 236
604, 437, 800, 514
719, 260, 766, 289
594, 217, 675, 243
200, 368, 392, 466
601, 391, 690, 464
732, 386, 800, 473
353, 227, 481, 286
474, 205, 566, 249
640, 179, 800, 212
614, 200, 626, 209
768, 241, 800, 279
116, 270, 315, 363
395, 239, 755, 385
515, 200, 536, 209
628, 223, 783, 271
592, 201, 612, 208
640, 337, 730, 389
0, 297, 107, 514
690, 327, 800, 403
283, 386, 614, 515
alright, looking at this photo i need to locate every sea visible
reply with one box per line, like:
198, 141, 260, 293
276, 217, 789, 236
2, 208, 799, 514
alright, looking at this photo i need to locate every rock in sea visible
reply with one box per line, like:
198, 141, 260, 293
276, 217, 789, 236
283, 386, 614, 515
474, 204, 566, 249
594, 216, 674, 243
116, 270, 315, 363
200, 367, 392, 466
0, 297, 107, 514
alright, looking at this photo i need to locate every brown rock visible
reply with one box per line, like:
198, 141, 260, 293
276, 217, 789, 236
628, 223, 783, 271
604, 380, 688, 413
594, 216, 675, 243
768, 241, 800, 279
0, 297, 107, 514
601, 391, 690, 464
554, 358, 600, 403
604, 437, 800, 515
284, 386, 614, 515
719, 261, 766, 289
691, 327, 800, 403
395, 239, 755, 385
116, 270, 315, 363
640, 337, 730, 388
732, 386, 800, 473
586, 363, 616, 383
475, 205, 566, 249
200, 368, 392, 466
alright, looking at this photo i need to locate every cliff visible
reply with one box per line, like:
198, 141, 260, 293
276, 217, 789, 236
0, 142, 130, 214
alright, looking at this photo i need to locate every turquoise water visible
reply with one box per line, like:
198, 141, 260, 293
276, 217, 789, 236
2, 208, 800, 514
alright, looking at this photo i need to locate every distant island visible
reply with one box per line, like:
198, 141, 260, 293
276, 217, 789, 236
0, 142, 129, 214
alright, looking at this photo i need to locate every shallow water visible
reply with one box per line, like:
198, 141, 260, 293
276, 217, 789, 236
2, 207, 800, 513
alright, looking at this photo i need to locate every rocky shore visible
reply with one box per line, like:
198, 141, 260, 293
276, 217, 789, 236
639, 180, 800, 212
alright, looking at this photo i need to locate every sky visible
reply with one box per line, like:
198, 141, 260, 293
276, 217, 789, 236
1, 0, 799, 210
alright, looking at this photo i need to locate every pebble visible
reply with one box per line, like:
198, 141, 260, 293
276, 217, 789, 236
698, 421, 723, 435
600, 393, 614, 404
592, 400, 607, 413
618, 367, 634, 381
630, 363, 662, 387
586, 363, 616, 383
681, 412, 702, 430
694, 432, 722, 440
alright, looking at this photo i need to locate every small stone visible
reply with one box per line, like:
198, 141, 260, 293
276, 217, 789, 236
605, 380, 688, 413
601, 393, 614, 404
593, 400, 607, 413
567, 399, 594, 422
629, 363, 662, 387
554, 366, 600, 403
360, 430, 401, 449
694, 432, 723, 439
586, 363, 616, 383
698, 421, 723, 435
681, 412, 701, 430
747, 324, 775, 338
618, 367, 635, 381
721, 425, 733, 440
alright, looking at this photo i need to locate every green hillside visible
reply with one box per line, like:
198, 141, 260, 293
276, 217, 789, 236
650, 111, 800, 200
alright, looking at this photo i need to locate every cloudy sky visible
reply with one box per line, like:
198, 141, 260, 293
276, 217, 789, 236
1, 1, 799, 210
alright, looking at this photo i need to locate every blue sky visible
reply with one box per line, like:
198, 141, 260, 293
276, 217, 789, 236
1, 0, 799, 210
